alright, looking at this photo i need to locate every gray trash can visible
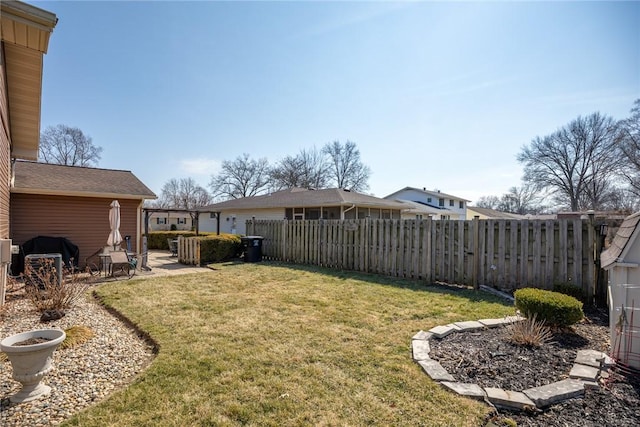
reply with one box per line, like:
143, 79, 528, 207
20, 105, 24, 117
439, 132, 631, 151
241, 236, 263, 262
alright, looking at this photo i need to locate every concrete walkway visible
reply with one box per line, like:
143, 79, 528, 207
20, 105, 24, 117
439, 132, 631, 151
133, 250, 214, 278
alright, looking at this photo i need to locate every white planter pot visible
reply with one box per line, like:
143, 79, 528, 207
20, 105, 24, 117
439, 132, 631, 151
0, 329, 66, 403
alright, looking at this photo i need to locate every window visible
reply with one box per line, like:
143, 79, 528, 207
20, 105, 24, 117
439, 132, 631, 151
427, 197, 432, 203
449, 200, 454, 207
177, 217, 187, 225
439, 198, 444, 207
156, 217, 167, 225
459, 201, 464, 209
306, 208, 320, 220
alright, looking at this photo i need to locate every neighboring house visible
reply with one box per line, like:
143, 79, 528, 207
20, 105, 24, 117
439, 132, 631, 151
384, 187, 469, 220
466, 206, 525, 220
11, 161, 156, 268
147, 211, 193, 231
1, 2, 56, 300
199, 187, 407, 235
394, 200, 453, 220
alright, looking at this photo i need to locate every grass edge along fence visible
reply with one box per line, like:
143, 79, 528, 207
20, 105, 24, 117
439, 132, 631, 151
249, 218, 599, 299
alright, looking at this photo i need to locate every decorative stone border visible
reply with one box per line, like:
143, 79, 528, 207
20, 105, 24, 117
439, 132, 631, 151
411, 317, 614, 412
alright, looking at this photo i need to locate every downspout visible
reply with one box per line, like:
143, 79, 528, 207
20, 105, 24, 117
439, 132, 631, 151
341, 204, 356, 220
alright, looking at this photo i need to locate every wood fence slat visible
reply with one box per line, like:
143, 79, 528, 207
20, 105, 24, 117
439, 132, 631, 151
509, 221, 518, 285
457, 220, 465, 284
497, 220, 506, 287
545, 220, 555, 289
246, 218, 593, 294
532, 221, 542, 286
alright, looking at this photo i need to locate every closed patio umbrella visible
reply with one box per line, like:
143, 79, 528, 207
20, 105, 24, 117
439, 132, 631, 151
107, 200, 122, 250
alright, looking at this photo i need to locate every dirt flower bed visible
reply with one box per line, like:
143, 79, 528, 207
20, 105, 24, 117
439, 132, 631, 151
429, 308, 640, 426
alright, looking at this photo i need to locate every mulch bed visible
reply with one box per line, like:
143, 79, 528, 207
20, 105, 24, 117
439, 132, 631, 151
429, 308, 640, 426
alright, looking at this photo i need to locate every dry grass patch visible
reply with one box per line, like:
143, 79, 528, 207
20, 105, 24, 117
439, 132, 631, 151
66, 263, 514, 427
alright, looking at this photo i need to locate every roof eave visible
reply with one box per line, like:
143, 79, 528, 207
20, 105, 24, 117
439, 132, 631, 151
2, 1, 57, 161
11, 187, 156, 200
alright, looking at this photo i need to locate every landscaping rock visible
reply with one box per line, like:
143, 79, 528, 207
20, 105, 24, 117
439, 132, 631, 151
428, 325, 455, 338
478, 318, 508, 328
484, 387, 536, 411
417, 359, 455, 382
569, 363, 599, 381
575, 349, 607, 368
523, 379, 584, 408
412, 330, 433, 341
440, 381, 486, 400
412, 339, 430, 361
453, 320, 485, 331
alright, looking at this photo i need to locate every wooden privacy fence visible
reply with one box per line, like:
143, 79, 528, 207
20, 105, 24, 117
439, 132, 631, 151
178, 236, 200, 265
248, 218, 599, 296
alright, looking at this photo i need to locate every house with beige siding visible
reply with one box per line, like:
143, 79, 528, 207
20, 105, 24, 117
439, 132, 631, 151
11, 161, 156, 269
199, 187, 408, 235
146, 211, 193, 232
1, 1, 57, 302
466, 206, 525, 220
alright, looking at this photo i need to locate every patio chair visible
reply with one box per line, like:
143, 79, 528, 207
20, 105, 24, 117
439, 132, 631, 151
167, 238, 178, 257
109, 250, 135, 279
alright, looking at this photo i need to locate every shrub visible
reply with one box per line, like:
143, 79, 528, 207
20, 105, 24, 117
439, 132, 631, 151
504, 314, 553, 347
61, 325, 95, 349
24, 259, 92, 319
199, 234, 242, 263
146, 231, 199, 250
170, 224, 177, 231
552, 283, 584, 301
514, 288, 583, 327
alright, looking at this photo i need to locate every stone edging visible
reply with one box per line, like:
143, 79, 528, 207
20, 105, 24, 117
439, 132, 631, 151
411, 317, 614, 412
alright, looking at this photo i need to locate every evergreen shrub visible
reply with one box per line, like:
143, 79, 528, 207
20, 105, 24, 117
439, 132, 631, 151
514, 288, 583, 327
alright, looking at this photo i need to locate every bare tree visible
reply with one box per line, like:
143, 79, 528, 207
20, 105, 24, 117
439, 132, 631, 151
39, 124, 102, 166
475, 195, 500, 209
158, 178, 211, 209
322, 140, 371, 191
498, 185, 545, 214
617, 99, 640, 197
518, 112, 621, 211
270, 147, 330, 190
209, 153, 270, 199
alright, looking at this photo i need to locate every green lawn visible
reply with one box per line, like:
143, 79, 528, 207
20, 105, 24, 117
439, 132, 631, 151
65, 262, 514, 427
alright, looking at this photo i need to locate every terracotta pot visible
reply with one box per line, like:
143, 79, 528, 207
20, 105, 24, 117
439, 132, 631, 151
0, 329, 66, 403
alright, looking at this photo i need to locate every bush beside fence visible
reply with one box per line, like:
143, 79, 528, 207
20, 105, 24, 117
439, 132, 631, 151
177, 234, 242, 266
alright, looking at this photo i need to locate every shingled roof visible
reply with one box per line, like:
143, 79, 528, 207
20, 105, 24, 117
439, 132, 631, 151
201, 188, 408, 211
12, 160, 156, 199
601, 211, 640, 269
467, 206, 525, 219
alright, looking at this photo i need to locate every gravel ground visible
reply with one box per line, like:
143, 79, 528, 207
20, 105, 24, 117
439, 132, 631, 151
0, 286, 155, 426
429, 308, 640, 426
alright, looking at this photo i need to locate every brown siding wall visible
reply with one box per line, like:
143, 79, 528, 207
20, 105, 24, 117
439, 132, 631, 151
0, 45, 10, 239
10, 194, 140, 267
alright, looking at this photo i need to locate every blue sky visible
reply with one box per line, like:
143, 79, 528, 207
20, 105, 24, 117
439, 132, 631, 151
32, 0, 639, 203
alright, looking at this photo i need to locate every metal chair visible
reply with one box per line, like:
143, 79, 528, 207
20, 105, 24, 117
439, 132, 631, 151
108, 250, 135, 279
167, 238, 178, 257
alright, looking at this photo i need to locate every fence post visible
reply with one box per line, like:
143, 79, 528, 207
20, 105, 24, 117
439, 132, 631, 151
472, 216, 480, 290
587, 212, 596, 305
